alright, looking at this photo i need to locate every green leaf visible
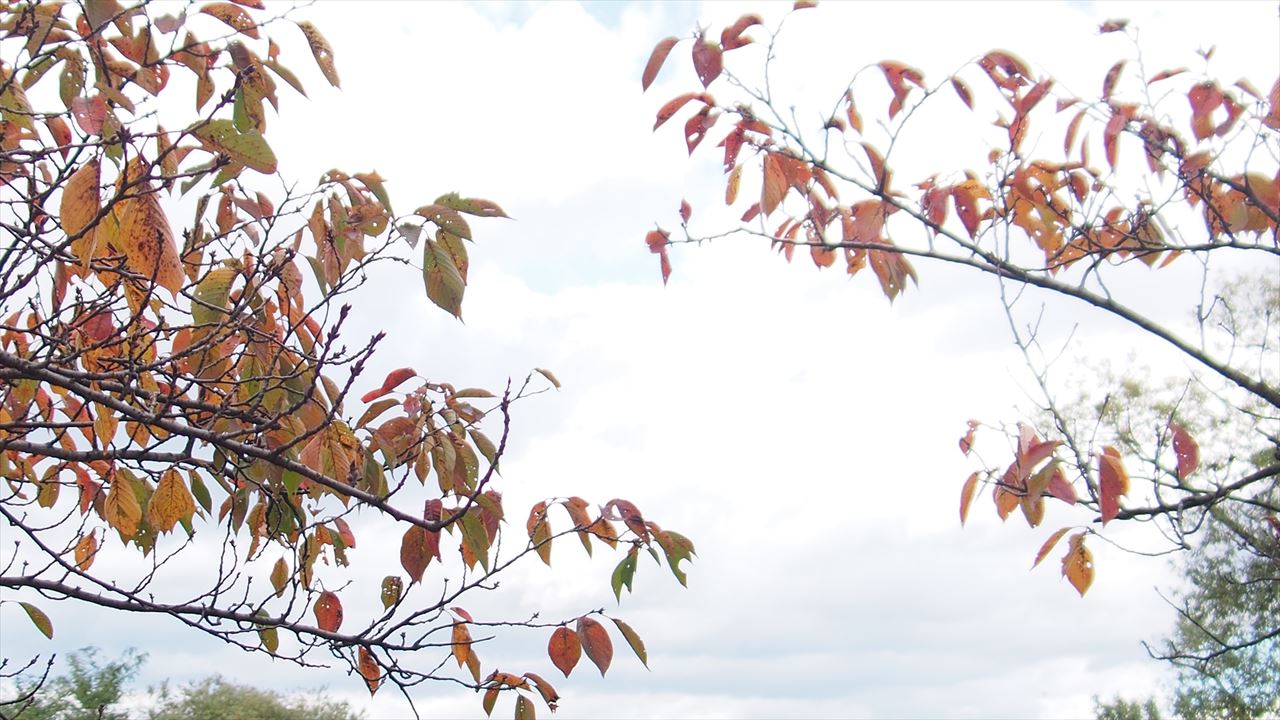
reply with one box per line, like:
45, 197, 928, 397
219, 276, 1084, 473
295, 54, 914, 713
192, 266, 235, 325
654, 530, 695, 587
189, 119, 278, 174
610, 548, 638, 602
19, 602, 53, 639
423, 237, 465, 319
459, 512, 490, 572
610, 617, 648, 669
380, 575, 403, 609
435, 192, 509, 219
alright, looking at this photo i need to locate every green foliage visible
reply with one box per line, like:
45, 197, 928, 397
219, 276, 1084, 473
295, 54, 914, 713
1093, 695, 1163, 720
0, 648, 359, 720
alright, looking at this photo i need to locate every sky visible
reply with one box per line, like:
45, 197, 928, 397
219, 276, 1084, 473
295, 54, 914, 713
4, 1, 1278, 718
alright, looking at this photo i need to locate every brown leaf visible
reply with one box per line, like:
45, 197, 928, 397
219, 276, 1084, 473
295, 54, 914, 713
761, 153, 786, 216
950, 76, 973, 109
200, 2, 260, 39
1101, 61, 1125, 101
74, 532, 97, 572
576, 616, 613, 676
547, 626, 581, 677
400, 525, 440, 583
720, 14, 762, 50
654, 92, 711, 131
61, 159, 101, 274
641, 36, 678, 91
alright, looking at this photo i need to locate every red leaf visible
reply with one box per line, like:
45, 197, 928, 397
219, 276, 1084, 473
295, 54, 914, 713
1103, 111, 1126, 170
548, 626, 581, 677
1098, 18, 1129, 34
1169, 421, 1200, 479
645, 228, 669, 254
959, 472, 979, 526
1150, 67, 1187, 84
400, 524, 440, 583
654, 92, 712, 131
314, 591, 343, 632
720, 14, 763, 51
641, 36, 678, 91
691, 39, 723, 88
879, 61, 925, 120
684, 107, 716, 154
576, 616, 613, 676
1098, 446, 1129, 524
1046, 465, 1077, 505
334, 517, 356, 548
358, 646, 380, 695
361, 367, 417, 403
741, 203, 761, 223
70, 95, 107, 135
679, 200, 691, 224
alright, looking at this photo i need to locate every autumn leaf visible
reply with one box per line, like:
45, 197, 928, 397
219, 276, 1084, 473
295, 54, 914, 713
400, 524, 440, 583
959, 472, 979, 526
74, 532, 97, 572
642, 36, 678, 91
358, 646, 380, 695
691, 39, 722, 88
314, 591, 343, 632
879, 61, 924, 119
720, 14, 762, 51
147, 468, 195, 534
190, 119, 278, 174
548, 626, 581, 677
361, 367, 417, 403
380, 575, 403, 609
515, 696, 535, 720
61, 159, 101, 272
271, 557, 289, 598
535, 367, 561, 389
761, 153, 787, 216
452, 622, 473, 668
117, 183, 184, 295
1098, 446, 1129, 524
1033, 527, 1072, 569
576, 616, 613, 676
1169, 421, 1200, 479
423, 237, 466, 318
653, 92, 712, 130
104, 472, 142, 538
298, 21, 339, 87
1061, 532, 1094, 596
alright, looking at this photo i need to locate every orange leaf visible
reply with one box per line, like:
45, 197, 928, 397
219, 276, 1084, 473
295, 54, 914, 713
1033, 527, 1071, 569
576, 616, 613, 676
361, 367, 417, 403
879, 61, 924, 120
1098, 446, 1129, 524
452, 622, 472, 668
1061, 532, 1094, 596
314, 591, 343, 632
61, 159, 101, 274
1046, 465, 1077, 505
1169, 421, 1200, 479
958, 419, 978, 455
527, 501, 552, 566
104, 472, 141, 538
358, 646, 380, 695
548, 626, 581, 677
74, 532, 97, 572
959, 472, 979, 526
641, 36, 678, 91
761, 153, 786, 216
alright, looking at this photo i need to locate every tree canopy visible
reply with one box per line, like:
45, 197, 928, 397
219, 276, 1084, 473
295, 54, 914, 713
0, 2, 691, 717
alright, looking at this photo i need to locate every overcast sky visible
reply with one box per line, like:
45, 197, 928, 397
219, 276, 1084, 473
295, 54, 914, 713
5, 1, 1277, 718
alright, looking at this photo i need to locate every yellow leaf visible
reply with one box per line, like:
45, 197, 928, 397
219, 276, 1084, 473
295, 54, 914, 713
60, 159, 101, 274
298, 21, 339, 88
104, 472, 141, 537
147, 468, 195, 533
1061, 532, 1094, 596
117, 184, 183, 295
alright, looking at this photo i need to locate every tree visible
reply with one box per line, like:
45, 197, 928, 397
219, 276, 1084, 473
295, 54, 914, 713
1094, 695, 1163, 720
1, 647, 361, 720
640, 0, 1277, 677
0, 2, 691, 716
